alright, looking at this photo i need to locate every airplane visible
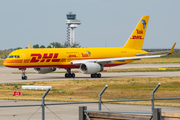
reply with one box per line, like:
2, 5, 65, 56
3, 15, 176, 80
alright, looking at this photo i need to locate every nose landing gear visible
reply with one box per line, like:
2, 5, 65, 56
21, 68, 27, 80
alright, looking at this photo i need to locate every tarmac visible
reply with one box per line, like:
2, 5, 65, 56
0, 100, 180, 120
0, 64, 180, 83
0, 64, 180, 119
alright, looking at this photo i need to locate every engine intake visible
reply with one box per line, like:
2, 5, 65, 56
34, 67, 56, 74
80, 63, 103, 74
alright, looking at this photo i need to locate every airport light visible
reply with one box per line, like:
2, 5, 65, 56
22, 86, 52, 120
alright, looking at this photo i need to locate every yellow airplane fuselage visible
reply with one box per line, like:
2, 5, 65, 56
3, 47, 147, 69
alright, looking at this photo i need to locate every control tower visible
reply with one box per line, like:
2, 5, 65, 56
66, 11, 81, 47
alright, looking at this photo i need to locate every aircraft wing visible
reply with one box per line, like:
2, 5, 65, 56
136, 42, 176, 56
71, 42, 176, 65
71, 55, 162, 65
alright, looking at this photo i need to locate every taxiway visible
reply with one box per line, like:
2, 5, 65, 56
0, 64, 180, 83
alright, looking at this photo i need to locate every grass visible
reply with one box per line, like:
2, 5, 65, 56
0, 51, 10, 58
131, 58, 180, 64
163, 51, 180, 58
0, 77, 180, 107
106, 67, 180, 72
0, 60, 4, 66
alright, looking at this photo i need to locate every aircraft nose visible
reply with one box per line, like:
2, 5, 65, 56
3, 59, 7, 66
3, 59, 6, 66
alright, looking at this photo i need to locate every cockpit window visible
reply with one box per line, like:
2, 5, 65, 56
8, 56, 14, 58
8, 55, 20, 58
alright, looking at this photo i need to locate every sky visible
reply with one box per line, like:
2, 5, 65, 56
0, 0, 180, 50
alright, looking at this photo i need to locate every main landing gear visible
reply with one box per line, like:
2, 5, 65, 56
21, 68, 27, 80
65, 68, 75, 78
91, 73, 101, 78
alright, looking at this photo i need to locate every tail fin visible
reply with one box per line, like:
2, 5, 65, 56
123, 15, 149, 50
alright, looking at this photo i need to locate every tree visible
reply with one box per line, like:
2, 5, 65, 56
71, 42, 81, 48
40, 45, 46, 48
33, 44, 39, 48
47, 45, 52, 48
61, 41, 81, 48
62, 41, 69, 48
15, 47, 22, 50
50, 42, 63, 48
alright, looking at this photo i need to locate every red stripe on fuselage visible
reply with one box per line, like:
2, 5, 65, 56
5, 63, 126, 69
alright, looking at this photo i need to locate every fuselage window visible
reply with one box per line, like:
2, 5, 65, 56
14, 55, 20, 58
8, 55, 20, 58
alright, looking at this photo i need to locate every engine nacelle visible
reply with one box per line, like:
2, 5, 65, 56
34, 67, 56, 74
80, 63, 103, 74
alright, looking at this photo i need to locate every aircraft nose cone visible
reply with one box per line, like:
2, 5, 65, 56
3, 59, 7, 66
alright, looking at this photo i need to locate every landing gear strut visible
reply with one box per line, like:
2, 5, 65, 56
21, 68, 27, 80
91, 73, 101, 78
65, 68, 75, 78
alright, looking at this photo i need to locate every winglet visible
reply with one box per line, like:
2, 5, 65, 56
167, 42, 176, 55
28, 44, 31, 49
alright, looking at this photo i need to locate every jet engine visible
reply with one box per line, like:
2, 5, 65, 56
34, 67, 56, 74
80, 63, 103, 74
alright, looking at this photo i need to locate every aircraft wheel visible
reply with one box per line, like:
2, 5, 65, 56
68, 73, 72, 78
22, 76, 27, 80
71, 73, 75, 78
65, 73, 68, 78
91, 74, 94, 78
97, 73, 101, 78
24, 76, 27, 80
94, 73, 97, 78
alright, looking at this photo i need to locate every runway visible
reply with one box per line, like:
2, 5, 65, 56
0, 64, 180, 83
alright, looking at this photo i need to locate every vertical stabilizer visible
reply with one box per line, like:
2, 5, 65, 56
123, 15, 149, 50
28, 44, 31, 49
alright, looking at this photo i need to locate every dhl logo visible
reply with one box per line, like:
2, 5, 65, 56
130, 29, 144, 39
30, 53, 60, 63
131, 36, 144, 39
69, 55, 77, 57
136, 29, 143, 34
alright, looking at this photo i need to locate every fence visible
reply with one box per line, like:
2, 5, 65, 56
0, 83, 180, 120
